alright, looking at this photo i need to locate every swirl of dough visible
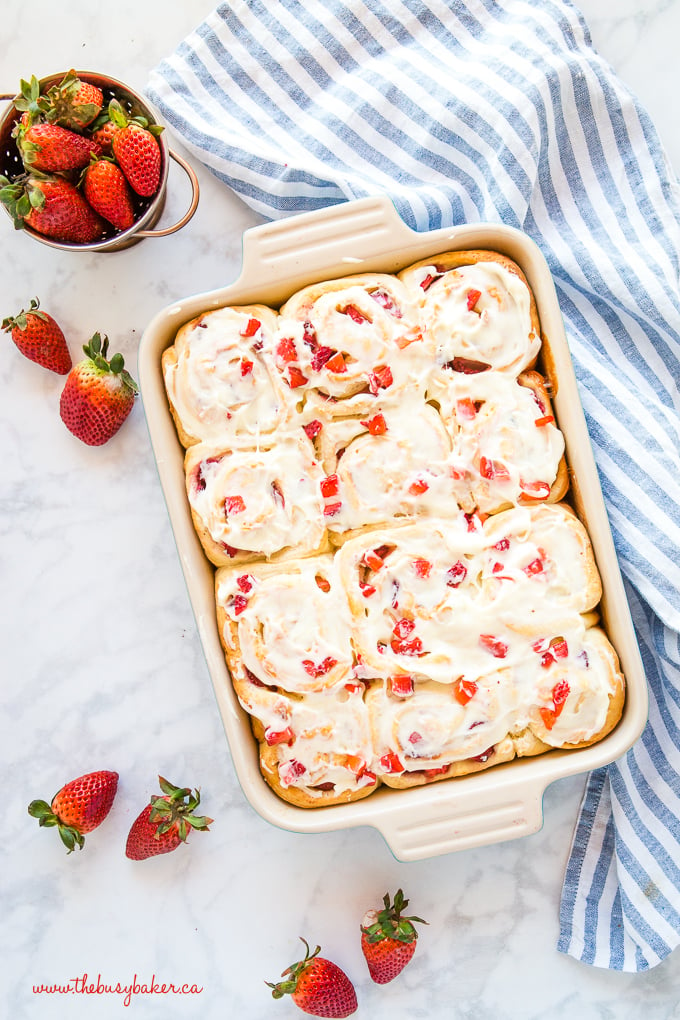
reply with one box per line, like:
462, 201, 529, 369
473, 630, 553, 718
273, 274, 429, 410
185, 436, 327, 564
367, 673, 517, 772
447, 373, 566, 513
400, 254, 541, 376
216, 556, 355, 696
162, 304, 289, 447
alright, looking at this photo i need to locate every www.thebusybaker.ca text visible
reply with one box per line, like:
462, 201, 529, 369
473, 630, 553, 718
32, 973, 204, 1007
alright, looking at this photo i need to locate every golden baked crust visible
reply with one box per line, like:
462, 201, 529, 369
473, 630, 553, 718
161, 249, 626, 808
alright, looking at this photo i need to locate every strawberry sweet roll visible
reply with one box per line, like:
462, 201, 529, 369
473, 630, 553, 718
444, 371, 568, 513
314, 397, 465, 535
214, 556, 377, 805
271, 273, 430, 417
398, 250, 541, 378
184, 435, 328, 565
480, 503, 602, 620
367, 676, 518, 787
162, 304, 291, 447
512, 624, 625, 753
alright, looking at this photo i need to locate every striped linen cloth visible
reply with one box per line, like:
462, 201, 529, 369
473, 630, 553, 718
146, 0, 680, 971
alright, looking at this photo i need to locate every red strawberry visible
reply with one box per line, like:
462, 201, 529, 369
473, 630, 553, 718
82, 158, 135, 231
109, 99, 163, 197
90, 117, 121, 155
267, 939, 357, 1018
28, 770, 119, 853
15, 121, 102, 172
0, 172, 107, 243
125, 776, 213, 861
41, 70, 104, 130
2, 297, 72, 374
59, 332, 138, 446
360, 888, 427, 984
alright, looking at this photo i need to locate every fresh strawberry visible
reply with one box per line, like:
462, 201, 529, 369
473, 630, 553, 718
41, 70, 103, 130
14, 121, 102, 172
90, 116, 120, 155
267, 939, 357, 1018
360, 888, 427, 984
0, 172, 107, 243
59, 332, 138, 446
109, 99, 163, 197
82, 158, 135, 230
2, 297, 71, 374
125, 776, 213, 861
28, 770, 119, 853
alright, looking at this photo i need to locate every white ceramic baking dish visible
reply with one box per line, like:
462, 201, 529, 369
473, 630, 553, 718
138, 194, 648, 861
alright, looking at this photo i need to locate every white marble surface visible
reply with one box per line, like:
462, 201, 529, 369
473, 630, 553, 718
2, 2, 680, 1017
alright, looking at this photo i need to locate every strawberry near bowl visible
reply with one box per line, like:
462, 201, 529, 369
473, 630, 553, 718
0, 69, 199, 252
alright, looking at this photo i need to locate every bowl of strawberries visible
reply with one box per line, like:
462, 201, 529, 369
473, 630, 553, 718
0, 69, 199, 251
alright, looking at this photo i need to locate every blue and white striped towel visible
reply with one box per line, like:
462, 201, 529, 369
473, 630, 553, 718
146, 0, 680, 972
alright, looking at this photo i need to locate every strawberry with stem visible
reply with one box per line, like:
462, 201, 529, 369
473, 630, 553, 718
0, 171, 107, 243
59, 332, 138, 446
125, 776, 213, 860
109, 98, 163, 197
28, 770, 119, 853
2, 297, 71, 374
267, 938, 357, 1018
360, 888, 427, 984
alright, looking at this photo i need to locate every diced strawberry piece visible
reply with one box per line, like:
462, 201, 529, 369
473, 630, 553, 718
494, 538, 510, 551
360, 412, 387, 435
464, 512, 483, 532
380, 751, 404, 773
368, 365, 393, 393
240, 317, 261, 337
520, 479, 551, 500
466, 288, 482, 311
232, 594, 249, 615
408, 476, 430, 495
236, 574, 254, 593
446, 561, 468, 587
325, 351, 347, 373
287, 365, 308, 388
419, 272, 441, 291
224, 494, 246, 515
311, 346, 335, 371
315, 573, 331, 592
345, 754, 365, 774
492, 562, 505, 574
222, 544, 239, 558
539, 707, 557, 729
470, 747, 494, 763
343, 303, 368, 324
302, 656, 338, 678
553, 678, 570, 706
359, 582, 376, 598
456, 397, 477, 420
393, 618, 416, 639
552, 639, 569, 660
276, 337, 297, 363
280, 759, 306, 784
480, 456, 510, 481
303, 419, 323, 440
534, 415, 555, 427
540, 651, 555, 668
363, 548, 385, 571
523, 557, 544, 576
479, 634, 508, 658
370, 288, 401, 316
240, 358, 254, 377
408, 731, 423, 744
413, 558, 432, 578
323, 501, 342, 517
391, 579, 400, 608
448, 357, 490, 374
424, 765, 450, 778
302, 320, 318, 347
320, 474, 339, 498
390, 674, 414, 698
390, 636, 423, 656
264, 726, 294, 746
454, 676, 478, 705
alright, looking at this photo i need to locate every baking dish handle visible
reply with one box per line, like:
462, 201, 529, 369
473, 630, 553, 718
376, 775, 547, 862
239, 194, 419, 282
